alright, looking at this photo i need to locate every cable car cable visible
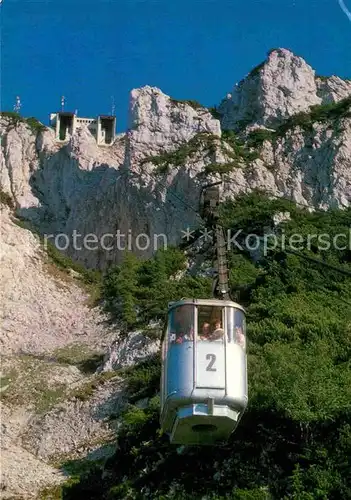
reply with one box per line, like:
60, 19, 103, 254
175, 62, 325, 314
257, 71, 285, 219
128, 167, 351, 298
129, 167, 202, 218
308, 286, 351, 307
284, 249, 351, 278
219, 173, 302, 207
151, 173, 351, 287
220, 173, 328, 212
121, 168, 208, 244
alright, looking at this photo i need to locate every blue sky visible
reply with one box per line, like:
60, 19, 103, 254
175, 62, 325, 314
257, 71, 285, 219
1, 0, 351, 132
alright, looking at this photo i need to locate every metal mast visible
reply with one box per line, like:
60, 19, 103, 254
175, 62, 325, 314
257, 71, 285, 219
111, 95, 115, 116
199, 182, 230, 300
13, 96, 21, 114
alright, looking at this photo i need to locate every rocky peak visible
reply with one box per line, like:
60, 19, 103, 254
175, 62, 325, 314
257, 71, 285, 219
218, 48, 351, 130
316, 75, 351, 103
126, 86, 221, 168
0, 49, 350, 271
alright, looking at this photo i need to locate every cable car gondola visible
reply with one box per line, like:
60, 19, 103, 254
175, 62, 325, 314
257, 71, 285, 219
160, 183, 248, 446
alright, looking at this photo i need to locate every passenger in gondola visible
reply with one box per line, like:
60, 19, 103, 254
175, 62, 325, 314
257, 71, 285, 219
235, 325, 246, 348
199, 322, 211, 340
171, 317, 194, 343
211, 319, 224, 341
175, 326, 194, 343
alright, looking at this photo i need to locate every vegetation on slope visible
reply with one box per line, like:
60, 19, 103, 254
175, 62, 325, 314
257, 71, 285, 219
141, 133, 217, 173
0, 111, 47, 134
247, 96, 351, 147
169, 98, 222, 120
169, 98, 205, 110
0, 188, 15, 209
102, 247, 212, 332
12, 216, 102, 304
59, 192, 351, 499
142, 131, 258, 175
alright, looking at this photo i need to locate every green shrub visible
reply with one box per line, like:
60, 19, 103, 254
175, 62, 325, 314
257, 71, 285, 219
142, 132, 218, 173
245, 96, 351, 146
0, 189, 15, 209
143, 128, 259, 175
278, 97, 351, 137
0, 111, 23, 122
247, 129, 275, 147
11, 218, 102, 303
221, 130, 260, 162
208, 106, 222, 119
102, 247, 212, 330
0, 111, 47, 134
45, 240, 102, 286
316, 75, 329, 81
119, 354, 161, 401
169, 98, 204, 110
267, 48, 280, 56
248, 61, 265, 78
26, 116, 47, 133
204, 162, 237, 174
71, 371, 117, 401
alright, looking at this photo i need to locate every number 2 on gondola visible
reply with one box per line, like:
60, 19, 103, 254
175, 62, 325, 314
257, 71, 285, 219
206, 353, 216, 371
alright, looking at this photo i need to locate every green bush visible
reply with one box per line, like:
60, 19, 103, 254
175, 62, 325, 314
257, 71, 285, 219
143, 128, 259, 175
45, 240, 102, 286
248, 61, 265, 78
26, 116, 47, 133
12, 217, 102, 302
119, 354, 161, 401
221, 130, 259, 162
102, 247, 212, 330
0, 189, 15, 209
204, 162, 237, 174
0, 111, 23, 122
247, 129, 275, 147
243, 96, 351, 146
267, 96, 351, 143
169, 98, 204, 110
267, 48, 280, 56
0, 111, 47, 134
208, 106, 222, 119
142, 132, 218, 173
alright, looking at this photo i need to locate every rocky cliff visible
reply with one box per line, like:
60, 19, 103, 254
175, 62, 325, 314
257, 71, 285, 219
1, 47, 351, 499
218, 48, 351, 129
1, 49, 351, 271
0, 207, 157, 498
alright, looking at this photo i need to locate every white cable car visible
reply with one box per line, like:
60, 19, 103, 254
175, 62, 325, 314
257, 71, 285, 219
160, 182, 248, 445
160, 298, 248, 445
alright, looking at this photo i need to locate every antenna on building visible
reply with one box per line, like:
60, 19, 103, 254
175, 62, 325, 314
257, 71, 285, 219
13, 96, 21, 114
61, 96, 65, 112
111, 96, 115, 116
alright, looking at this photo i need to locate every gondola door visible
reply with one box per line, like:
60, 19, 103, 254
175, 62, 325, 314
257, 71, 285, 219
195, 304, 226, 390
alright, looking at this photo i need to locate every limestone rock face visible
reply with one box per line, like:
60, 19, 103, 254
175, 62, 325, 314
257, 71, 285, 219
0, 48, 351, 499
100, 331, 161, 372
316, 76, 351, 104
218, 48, 350, 130
0, 207, 114, 354
128, 86, 221, 162
1, 50, 350, 270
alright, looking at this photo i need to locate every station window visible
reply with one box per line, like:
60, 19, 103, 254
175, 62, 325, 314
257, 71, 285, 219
169, 305, 194, 344
197, 305, 224, 343
227, 308, 246, 349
